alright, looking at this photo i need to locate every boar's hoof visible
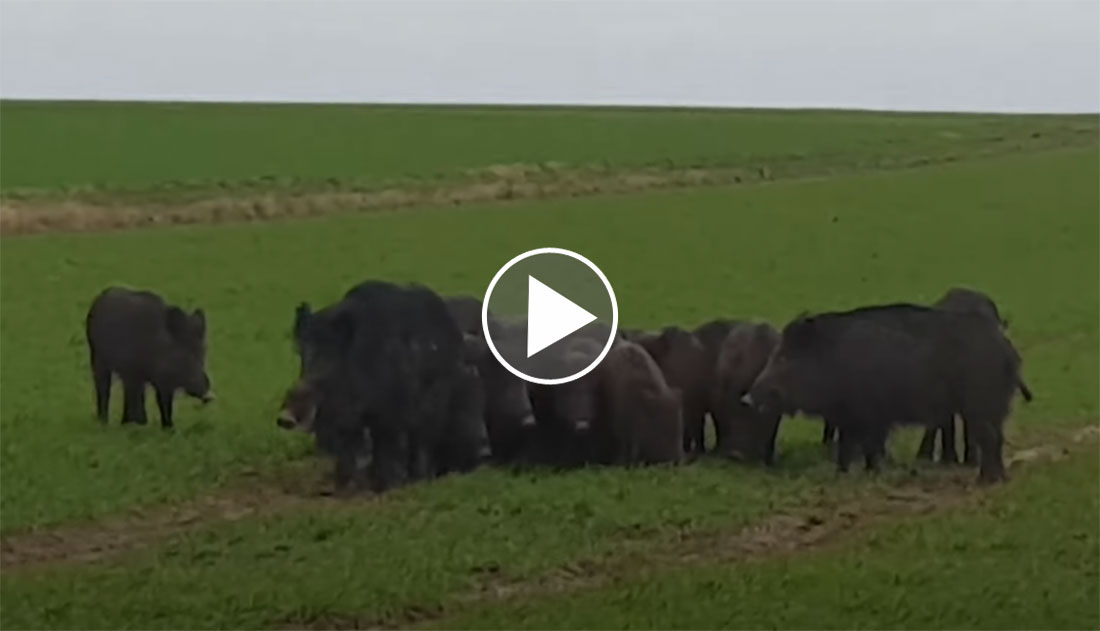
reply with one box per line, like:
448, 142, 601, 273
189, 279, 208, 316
977, 470, 1008, 485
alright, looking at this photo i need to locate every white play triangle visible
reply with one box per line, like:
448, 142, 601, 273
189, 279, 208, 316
526, 275, 598, 358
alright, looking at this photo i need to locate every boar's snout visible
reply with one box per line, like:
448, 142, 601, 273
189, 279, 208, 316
276, 409, 298, 430
746, 380, 782, 417
278, 382, 319, 432
184, 372, 214, 403
276, 403, 316, 432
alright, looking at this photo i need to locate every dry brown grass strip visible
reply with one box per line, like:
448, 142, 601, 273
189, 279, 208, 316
4, 132, 1093, 237
0, 165, 747, 236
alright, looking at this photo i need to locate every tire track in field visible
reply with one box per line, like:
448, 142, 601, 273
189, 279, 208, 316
279, 476, 976, 631
0, 472, 340, 568
277, 424, 1099, 630
2, 425, 1095, 575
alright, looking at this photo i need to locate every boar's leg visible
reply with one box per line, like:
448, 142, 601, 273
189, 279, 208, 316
612, 426, 638, 467
710, 400, 730, 455
711, 407, 727, 455
313, 423, 366, 494
91, 362, 112, 423
760, 412, 782, 466
121, 378, 148, 425
861, 426, 888, 472
916, 417, 957, 464
835, 425, 859, 473
916, 427, 937, 461
822, 422, 837, 445
693, 416, 707, 454
332, 449, 357, 492
690, 399, 708, 454
962, 419, 978, 465
969, 417, 1007, 484
154, 387, 176, 430
407, 431, 435, 481
370, 427, 410, 492
939, 416, 959, 464
331, 429, 366, 493
683, 410, 705, 455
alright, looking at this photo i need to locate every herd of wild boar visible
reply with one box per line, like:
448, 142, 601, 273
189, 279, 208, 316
84, 282, 1031, 493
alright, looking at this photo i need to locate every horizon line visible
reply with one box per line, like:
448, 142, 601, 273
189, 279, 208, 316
1, 96, 1096, 116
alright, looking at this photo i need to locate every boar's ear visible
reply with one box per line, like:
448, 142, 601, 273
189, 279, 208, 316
293, 303, 312, 342
165, 307, 189, 340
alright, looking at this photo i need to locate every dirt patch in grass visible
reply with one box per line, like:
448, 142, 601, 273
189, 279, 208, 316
0, 464, 338, 568
272, 424, 1098, 630
3, 424, 1095, 586
2, 129, 1094, 236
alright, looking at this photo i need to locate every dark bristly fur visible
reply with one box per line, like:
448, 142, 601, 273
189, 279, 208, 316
85, 287, 213, 429
594, 341, 684, 466
750, 303, 1023, 483
633, 326, 710, 455
712, 322, 782, 465
279, 281, 483, 492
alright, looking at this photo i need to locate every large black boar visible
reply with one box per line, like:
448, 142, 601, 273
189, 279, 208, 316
818, 288, 1035, 463
85, 287, 214, 429
711, 322, 781, 465
347, 281, 484, 483
915, 287, 1034, 464
633, 327, 709, 455
279, 281, 473, 492
594, 341, 683, 466
748, 304, 1023, 483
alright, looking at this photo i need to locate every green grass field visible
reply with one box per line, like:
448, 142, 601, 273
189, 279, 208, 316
1, 101, 1095, 196
0, 103, 1097, 630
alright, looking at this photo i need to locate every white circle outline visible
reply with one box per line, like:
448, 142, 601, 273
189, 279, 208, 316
481, 247, 619, 386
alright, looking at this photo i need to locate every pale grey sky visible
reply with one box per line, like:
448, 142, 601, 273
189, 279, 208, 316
1, 0, 1097, 112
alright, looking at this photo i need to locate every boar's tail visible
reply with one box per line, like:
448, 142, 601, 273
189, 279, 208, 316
1018, 379, 1033, 403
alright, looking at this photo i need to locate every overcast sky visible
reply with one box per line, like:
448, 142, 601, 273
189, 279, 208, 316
1, 0, 1097, 112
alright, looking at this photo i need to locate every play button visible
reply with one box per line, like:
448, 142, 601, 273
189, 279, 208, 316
526, 276, 597, 357
482, 247, 618, 385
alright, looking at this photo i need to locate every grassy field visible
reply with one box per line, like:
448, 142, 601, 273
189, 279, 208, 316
0, 104, 1097, 629
436, 449, 1100, 630
1, 101, 1095, 196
